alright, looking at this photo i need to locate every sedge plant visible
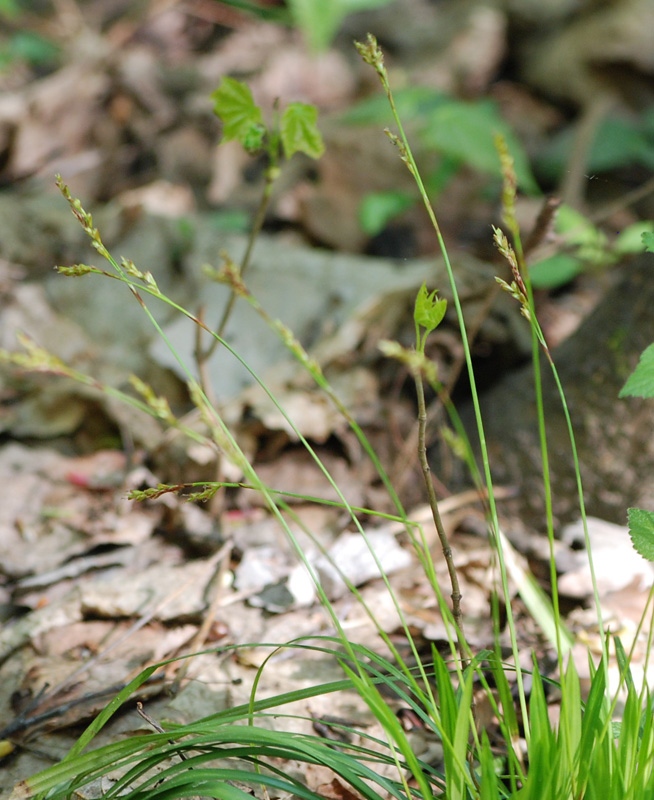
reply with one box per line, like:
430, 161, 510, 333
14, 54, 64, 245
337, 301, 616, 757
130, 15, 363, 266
6, 35, 654, 800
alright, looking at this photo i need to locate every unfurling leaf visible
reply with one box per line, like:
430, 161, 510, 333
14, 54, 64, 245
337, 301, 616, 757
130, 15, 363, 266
414, 283, 447, 333
280, 102, 324, 160
627, 507, 654, 561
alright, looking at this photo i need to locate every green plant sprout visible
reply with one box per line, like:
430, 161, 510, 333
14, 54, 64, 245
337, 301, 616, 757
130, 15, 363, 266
207, 77, 323, 366
378, 285, 470, 660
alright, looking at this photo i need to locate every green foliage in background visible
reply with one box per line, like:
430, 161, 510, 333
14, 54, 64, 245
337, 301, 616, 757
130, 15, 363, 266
218, 0, 396, 51
344, 86, 539, 236
343, 86, 539, 196
359, 189, 414, 235
529, 211, 654, 290
537, 107, 654, 181
287, 0, 396, 52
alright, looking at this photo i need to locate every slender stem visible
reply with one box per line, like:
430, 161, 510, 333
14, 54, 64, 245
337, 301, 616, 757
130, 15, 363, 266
415, 370, 467, 661
204, 167, 275, 360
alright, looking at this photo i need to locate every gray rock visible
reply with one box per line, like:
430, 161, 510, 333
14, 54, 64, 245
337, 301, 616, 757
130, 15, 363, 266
466, 255, 654, 531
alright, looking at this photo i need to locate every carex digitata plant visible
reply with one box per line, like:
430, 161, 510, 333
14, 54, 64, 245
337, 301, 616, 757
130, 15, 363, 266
6, 34, 654, 800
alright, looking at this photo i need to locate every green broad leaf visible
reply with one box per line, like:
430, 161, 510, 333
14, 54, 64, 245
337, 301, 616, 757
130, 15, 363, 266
529, 253, 583, 289
420, 99, 539, 194
209, 209, 251, 233
613, 221, 654, 255
414, 283, 447, 332
556, 204, 609, 264
359, 190, 413, 236
340, 86, 448, 125
643, 231, 654, 253
288, 0, 394, 52
587, 116, 654, 172
211, 77, 264, 145
627, 507, 654, 561
287, 0, 340, 52
1, 31, 60, 68
536, 113, 654, 181
280, 102, 324, 160
619, 342, 654, 398
0, 0, 20, 19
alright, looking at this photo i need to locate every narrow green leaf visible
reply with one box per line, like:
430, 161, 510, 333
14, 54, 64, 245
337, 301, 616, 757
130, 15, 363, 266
620, 343, 654, 398
280, 102, 324, 160
614, 635, 636, 695
627, 507, 654, 561
212, 0, 290, 23
211, 77, 264, 144
577, 660, 608, 792
617, 682, 642, 780
479, 733, 499, 799
450, 668, 474, 800
643, 231, 654, 253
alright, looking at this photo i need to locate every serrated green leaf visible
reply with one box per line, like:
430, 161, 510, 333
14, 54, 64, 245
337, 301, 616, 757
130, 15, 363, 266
211, 77, 264, 144
627, 507, 654, 561
280, 103, 324, 160
414, 283, 447, 332
643, 231, 654, 253
619, 342, 654, 398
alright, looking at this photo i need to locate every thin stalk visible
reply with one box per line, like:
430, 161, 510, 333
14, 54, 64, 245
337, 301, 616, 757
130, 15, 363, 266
208, 167, 275, 352
213, 264, 466, 677
415, 370, 466, 660
356, 34, 530, 744
56, 183, 454, 795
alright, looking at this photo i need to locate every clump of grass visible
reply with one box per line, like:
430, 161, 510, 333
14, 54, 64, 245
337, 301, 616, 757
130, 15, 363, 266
5, 34, 654, 800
